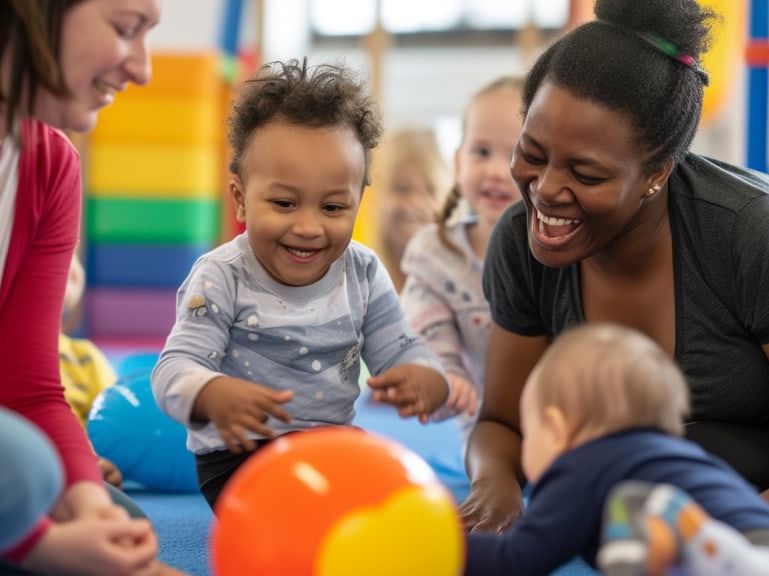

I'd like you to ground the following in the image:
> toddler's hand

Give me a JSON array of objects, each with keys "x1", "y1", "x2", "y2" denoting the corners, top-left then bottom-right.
[
  {"x1": 192, "y1": 376, "x2": 293, "y2": 453},
  {"x1": 367, "y1": 365, "x2": 448, "y2": 423},
  {"x1": 431, "y1": 374, "x2": 478, "y2": 422},
  {"x1": 98, "y1": 457, "x2": 123, "y2": 489}
]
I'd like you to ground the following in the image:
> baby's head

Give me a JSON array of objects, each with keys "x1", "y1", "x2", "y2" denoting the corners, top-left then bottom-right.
[
  {"x1": 521, "y1": 324, "x2": 689, "y2": 483},
  {"x1": 227, "y1": 59, "x2": 383, "y2": 287}
]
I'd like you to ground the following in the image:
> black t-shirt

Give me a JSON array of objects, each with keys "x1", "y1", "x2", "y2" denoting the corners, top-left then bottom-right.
[{"x1": 484, "y1": 153, "x2": 769, "y2": 485}]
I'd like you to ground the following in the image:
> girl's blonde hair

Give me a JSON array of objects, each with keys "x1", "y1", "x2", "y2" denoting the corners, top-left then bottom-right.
[
  {"x1": 437, "y1": 76, "x2": 523, "y2": 254},
  {"x1": 530, "y1": 324, "x2": 690, "y2": 439},
  {"x1": 376, "y1": 126, "x2": 451, "y2": 204}
]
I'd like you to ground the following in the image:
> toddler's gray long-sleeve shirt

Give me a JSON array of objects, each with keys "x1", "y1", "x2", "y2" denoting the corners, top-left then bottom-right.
[{"x1": 152, "y1": 233, "x2": 443, "y2": 454}]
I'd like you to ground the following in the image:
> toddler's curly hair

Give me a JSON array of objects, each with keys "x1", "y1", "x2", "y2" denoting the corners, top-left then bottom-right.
[{"x1": 228, "y1": 58, "x2": 383, "y2": 187}]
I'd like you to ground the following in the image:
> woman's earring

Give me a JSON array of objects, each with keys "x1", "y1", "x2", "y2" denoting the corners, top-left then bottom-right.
[{"x1": 646, "y1": 184, "x2": 661, "y2": 198}]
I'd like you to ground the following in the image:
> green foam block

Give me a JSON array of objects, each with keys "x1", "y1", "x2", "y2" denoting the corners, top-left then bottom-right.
[{"x1": 87, "y1": 196, "x2": 221, "y2": 244}]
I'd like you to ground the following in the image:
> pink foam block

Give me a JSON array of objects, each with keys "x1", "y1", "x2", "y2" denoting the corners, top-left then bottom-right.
[{"x1": 86, "y1": 288, "x2": 177, "y2": 339}]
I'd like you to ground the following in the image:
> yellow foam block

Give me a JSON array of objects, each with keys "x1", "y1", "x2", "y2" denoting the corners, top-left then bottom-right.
[
  {"x1": 91, "y1": 96, "x2": 222, "y2": 146},
  {"x1": 122, "y1": 52, "x2": 220, "y2": 98},
  {"x1": 352, "y1": 185, "x2": 377, "y2": 248},
  {"x1": 700, "y1": 0, "x2": 745, "y2": 125},
  {"x1": 88, "y1": 143, "x2": 221, "y2": 197}
]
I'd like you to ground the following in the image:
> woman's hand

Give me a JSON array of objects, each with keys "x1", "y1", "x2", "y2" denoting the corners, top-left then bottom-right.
[
  {"x1": 51, "y1": 481, "x2": 116, "y2": 522},
  {"x1": 459, "y1": 476, "x2": 524, "y2": 533},
  {"x1": 22, "y1": 516, "x2": 158, "y2": 576},
  {"x1": 461, "y1": 327, "x2": 548, "y2": 532},
  {"x1": 98, "y1": 457, "x2": 124, "y2": 489}
]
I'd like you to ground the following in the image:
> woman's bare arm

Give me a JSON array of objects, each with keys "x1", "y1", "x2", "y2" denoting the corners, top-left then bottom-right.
[{"x1": 460, "y1": 322, "x2": 549, "y2": 532}]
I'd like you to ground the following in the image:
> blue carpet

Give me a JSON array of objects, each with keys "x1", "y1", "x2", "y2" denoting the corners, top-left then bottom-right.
[
  {"x1": 353, "y1": 395, "x2": 596, "y2": 576},
  {"x1": 129, "y1": 488, "x2": 212, "y2": 576},
  {"x1": 105, "y1": 350, "x2": 594, "y2": 575},
  {"x1": 128, "y1": 394, "x2": 469, "y2": 575},
  {"x1": 353, "y1": 394, "x2": 471, "y2": 504},
  {"x1": 126, "y1": 392, "x2": 595, "y2": 575}
]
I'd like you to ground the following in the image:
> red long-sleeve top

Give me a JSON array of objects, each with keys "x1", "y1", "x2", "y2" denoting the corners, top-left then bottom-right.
[{"x1": 0, "y1": 119, "x2": 102, "y2": 560}]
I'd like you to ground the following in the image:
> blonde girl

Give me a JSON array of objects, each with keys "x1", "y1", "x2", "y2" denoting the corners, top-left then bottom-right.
[{"x1": 400, "y1": 77, "x2": 522, "y2": 444}]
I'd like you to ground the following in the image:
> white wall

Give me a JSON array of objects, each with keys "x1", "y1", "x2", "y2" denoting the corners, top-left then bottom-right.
[
  {"x1": 150, "y1": 0, "x2": 221, "y2": 50},
  {"x1": 149, "y1": 0, "x2": 746, "y2": 165},
  {"x1": 691, "y1": 64, "x2": 746, "y2": 165}
]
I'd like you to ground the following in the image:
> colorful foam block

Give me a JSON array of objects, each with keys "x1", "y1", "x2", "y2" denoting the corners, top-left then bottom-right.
[
  {"x1": 86, "y1": 197, "x2": 221, "y2": 244},
  {"x1": 86, "y1": 243, "x2": 209, "y2": 288},
  {"x1": 86, "y1": 288, "x2": 178, "y2": 339},
  {"x1": 91, "y1": 96, "x2": 222, "y2": 146},
  {"x1": 121, "y1": 53, "x2": 220, "y2": 99},
  {"x1": 87, "y1": 143, "x2": 221, "y2": 196}
]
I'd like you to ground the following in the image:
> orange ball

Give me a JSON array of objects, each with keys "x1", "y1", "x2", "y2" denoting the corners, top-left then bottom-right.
[{"x1": 211, "y1": 427, "x2": 464, "y2": 576}]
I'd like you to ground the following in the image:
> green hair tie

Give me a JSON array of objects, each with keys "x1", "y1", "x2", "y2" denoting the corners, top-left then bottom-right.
[{"x1": 597, "y1": 20, "x2": 710, "y2": 86}]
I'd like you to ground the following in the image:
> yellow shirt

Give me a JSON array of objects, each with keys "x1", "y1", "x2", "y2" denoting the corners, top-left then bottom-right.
[{"x1": 59, "y1": 333, "x2": 116, "y2": 427}]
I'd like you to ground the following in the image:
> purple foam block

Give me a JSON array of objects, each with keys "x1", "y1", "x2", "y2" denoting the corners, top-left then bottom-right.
[{"x1": 86, "y1": 288, "x2": 177, "y2": 339}]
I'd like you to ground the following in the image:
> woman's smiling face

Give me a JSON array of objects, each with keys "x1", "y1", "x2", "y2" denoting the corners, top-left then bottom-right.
[
  {"x1": 33, "y1": 0, "x2": 162, "y2": 132},
  {"x1": 512, "y1": 82, "x2": 659, "y2": 269}
]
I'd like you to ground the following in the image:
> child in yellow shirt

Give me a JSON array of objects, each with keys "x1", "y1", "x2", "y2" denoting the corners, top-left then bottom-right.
[{"x1": 60, "y1": 252, "x2": 121, "y2": 487}]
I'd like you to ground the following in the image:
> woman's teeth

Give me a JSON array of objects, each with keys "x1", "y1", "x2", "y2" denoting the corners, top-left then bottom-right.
[
  {"x1": 536, "y1": 208, "x2": 581, "y2": 238},
  {"x1": 94, "y1": 79, "x2": 117, "y2": 97},
  {"x1": 536, "y1": 209, "x2": 580, "y2": 226}
]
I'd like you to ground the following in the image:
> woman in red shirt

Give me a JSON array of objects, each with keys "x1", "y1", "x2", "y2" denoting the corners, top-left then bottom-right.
[{"x1": 0, "y1": 2, "x2": 180, "y2": 575}]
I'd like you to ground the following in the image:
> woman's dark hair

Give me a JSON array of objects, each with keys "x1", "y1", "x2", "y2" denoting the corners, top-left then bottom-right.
[
  {"x1": 228, "y1": 58, "x2": 383, "y2": 188},
  {"x1": 0, "y1": 0, "x2": 81, "y2": 132},
  {"x1": 522, "y1": 0, "x2": 718, "y2": 173}
]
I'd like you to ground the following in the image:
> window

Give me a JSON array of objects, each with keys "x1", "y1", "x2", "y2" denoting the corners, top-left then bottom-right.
[
  {"x1": 381, "y1": 0, "x2": 463, "y2": 33},
  {"x1": 310, "y1": 0, "x2": 569, "y2": 37},
  {"x1": 312, "y1": 0, "x2": 377, "y2": 36}
]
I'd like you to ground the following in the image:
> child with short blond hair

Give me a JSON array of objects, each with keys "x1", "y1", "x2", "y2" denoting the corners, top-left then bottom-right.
[
  {"x1": 375, "y1": 126, "x2": 451, "y2": 293},
  {"x1": 464, "y1": 324, "x2": 769, "y2": 576},
  {"x1": 60, "y1": 252, "x2": 122, "y2": 488}
]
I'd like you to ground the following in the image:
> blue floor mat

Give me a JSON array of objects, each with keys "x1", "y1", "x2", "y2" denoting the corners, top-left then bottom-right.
[
  {"x1": 131, "y1": 394, "x2": 469, "y2": 575},
  {"x1": 129, "y1": 488, "x2": 212, "y2": 576},
  {"x1": 353, "y1": 394, "x2": 471, "y2": 504},
  {"x1": 105, "y1": 349, "x2": 597, "y2": 574},
  {"x1": 129, "y1": 393, "x2": 596, "y2": 575}
]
